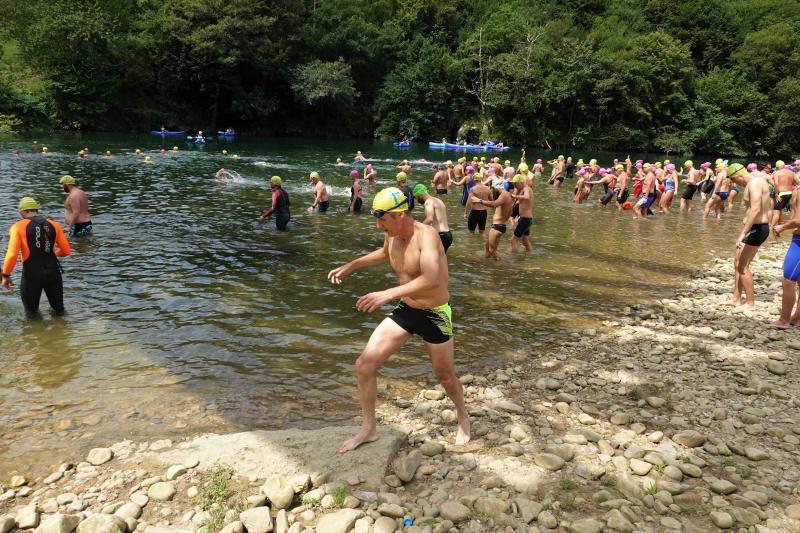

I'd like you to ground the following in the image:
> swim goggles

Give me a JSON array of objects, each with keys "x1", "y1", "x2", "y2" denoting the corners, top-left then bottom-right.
[{"x1": 370, "y1": 197, "x2": 408, "y2": 218}]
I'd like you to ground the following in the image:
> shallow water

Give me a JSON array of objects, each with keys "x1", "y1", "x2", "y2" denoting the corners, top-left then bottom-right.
[{"x1": 0, "y1": 134, "x2": 743, "y2": 475}]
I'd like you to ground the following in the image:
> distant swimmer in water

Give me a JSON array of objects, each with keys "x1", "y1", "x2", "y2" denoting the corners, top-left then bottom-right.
[
  {"x1": 1, "y1": 197, "x2": 71, "y2": 318},
  {"x1": 309, "y1": 171, "x2": 329, "y2": 213},
  {"x1": 349, "y1": 170, "x2": 363, "y2": 212},
  {"x1": 41, "y1": 147, "x2": 49, "y2": 156},
  {"x1": 258, "y1": 176, "x2": 291, "y2": 231},
  {"x1": 328, "y1": 187, "x2": 470, "y2": 452},
  {"x1": 60, "y1": 175, "x2": 92, "y2": 237},
  {"x1": 336, "y1": 157, "x2": 344, "y2": 166},
  {"x1": 105, "y1": 150, "x2": 112, "y2": 158},
  {"x1": 160, "y1": 149, "x2": 167, "y2": 156},
  {"x1": 412, "y1": 184, "x2": 452, "y2": 253},
  {"x1": 172, "y1": 146, "x2": 179, "y2": 153},
  {"x1": 364, "y1": 164, "x2": 376, "y2": 186},
  {"x1": 355, "y1": 150, "x2": 365, "y2": 162},
  {"x1": 396, "y1": 159, "x2": 412, "y2": 176},
  {"x1": 215, "y1": 168, "x2": 233, "y2": 183}
]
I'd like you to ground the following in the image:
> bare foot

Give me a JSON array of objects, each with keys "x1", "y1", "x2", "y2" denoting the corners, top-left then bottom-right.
[
  {"x1": 721, "y1": 300, "x2": 741, "y2": 307},
  {"x1": 455, "y1": 418, "x2": 471, "y2": 446},
  {"x1": 339, "y1": 428, "x2": 379, "y2": 453},
  {"x1": 744, "y1": 303, "x2": 756, "y2": 311},
  {"x1": 768, "y1": 321, "x2": 790, "y2": 330}
]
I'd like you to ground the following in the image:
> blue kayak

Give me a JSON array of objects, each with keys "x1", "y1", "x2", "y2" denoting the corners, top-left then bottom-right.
[
  {"x1": 218, "y1": 131, "x2": 237, "y2": 136},
  {"x1": 429, "y1": 141, "x2": 511, "y2": 151},
  {"x1": 151, "y1": 130, "x2": 185, "y2": 135}
]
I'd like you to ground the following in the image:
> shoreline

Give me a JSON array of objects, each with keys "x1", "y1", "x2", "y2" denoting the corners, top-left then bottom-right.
[{"x1": 1, "y1": 243, "x2": 800, "y2": 532}]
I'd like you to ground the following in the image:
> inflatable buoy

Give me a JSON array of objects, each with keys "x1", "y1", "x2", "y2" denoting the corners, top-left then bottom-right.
[{"x1": 621, "y1": 201, "x2": 633, "y2": 210}]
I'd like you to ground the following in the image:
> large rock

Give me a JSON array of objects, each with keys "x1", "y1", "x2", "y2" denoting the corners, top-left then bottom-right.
[
  {"x1": 710, "y1": 511, "x2": 733, "y2": 529},
  {"x1": 710, "y1": 479, "x2": 737, "y2": 495},
  {"x1": 392, "y1": 450, "x2": 422, "y2": 482},
  {"x1": 147, "y1": 482, "x2": 176, "y2": 502},
  {"x1": 86, "y1": 448, "x2": 114, "y2": 466},
  {"x1": 220, "y1": 522, "x2": 243, "y2": 533},
  {"x1": 534, "y1": 453, "x2": 565, "y2": 471},
  {"x1": 76, "y1": 514, "x2": 127, "y2": 533},
  {"x1": 673, "y1": 431, "x2": 706, "y2": 448},
  {"x1": 0, "y1": 516, "x2": 15, "y2": 533},
  {"x1": 239, "y1": 507, "x2": 273, "y2": 533},
  {"x1": 604, "y1": 509, "x2": 634, "y2": 532},
  {"x1": 16, "y1": 504, "x2": 40, "y2": 529},
  {"x1": 114, "y1": 503, "x2": 142, "y2": 520},
  {"x1": 513, "y1": 498, "x2": 542, "y2": 524},
  {"x1": 315, "y1": 509, "x2": 364, "y2": 533},
  {"x1": 474, "y1": 497, "x2": 508, "y2": 517},
  {"x1": 569, "y1": 518, "x2": 605, "y2": 533},
  {"x1": 376, "y1": 503, "x2": 403, "y2": 519},
  {"x1": 150, "y1": 426, "x2": 407, "y2": 488},
  {"x1": 372, "y1": 517, "x2": 396, "y2": 533},
  {"x1": 35, "y1": 514, "x2": 82, "y2": 533},
  {"x1": 261, "y1": 475, "x2": 294, "y2": 510},
  {"x1": 439, "y1": 501, "x2": 471, "y2": 522}
]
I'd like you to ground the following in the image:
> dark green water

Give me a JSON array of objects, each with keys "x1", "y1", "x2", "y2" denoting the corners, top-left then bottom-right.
[{"x1": 0, "y1": 133, "x2": 742, "y2": 475}]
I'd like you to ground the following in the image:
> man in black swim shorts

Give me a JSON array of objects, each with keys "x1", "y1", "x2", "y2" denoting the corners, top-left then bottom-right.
[{"x1": 472, "y1": 179, "x2": 512, "y2": 260}]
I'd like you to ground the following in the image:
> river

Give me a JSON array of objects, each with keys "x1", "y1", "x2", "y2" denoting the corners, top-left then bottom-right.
[{"x1": 0, "y1": 133, "x2": 743, "y2": 476}]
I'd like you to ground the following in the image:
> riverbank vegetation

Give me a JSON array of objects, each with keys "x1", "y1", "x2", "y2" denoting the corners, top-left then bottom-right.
[{"x1": 1, "y1": 0, "x2": 799, "y2": 155}]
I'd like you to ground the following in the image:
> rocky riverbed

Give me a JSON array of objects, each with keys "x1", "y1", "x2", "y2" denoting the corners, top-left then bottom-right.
[{"x1": 1, "y1": 241, "x2": 800, "y2": 533}]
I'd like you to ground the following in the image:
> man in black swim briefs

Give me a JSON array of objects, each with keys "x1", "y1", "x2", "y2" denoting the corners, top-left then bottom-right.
[
  {"x1": 472, "y1": 179, "x2": 512, "y2": 260},
  {"x1": 328, "y1": 187, "x2": 470, "y2": 453}
]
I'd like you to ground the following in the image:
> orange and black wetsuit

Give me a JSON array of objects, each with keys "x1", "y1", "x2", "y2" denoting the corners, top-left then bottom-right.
[{"x1": 2, "y1": 216, "x2": 71, "y2": 317}]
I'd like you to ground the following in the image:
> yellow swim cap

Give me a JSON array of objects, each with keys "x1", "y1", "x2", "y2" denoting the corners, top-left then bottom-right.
[
  {"x1": 615, "y1": 164, "x2": 624, "y2": 171},
  {"x1": 135, "y1": 149, "x2": 141, "y2": 154},
  {"x1": 270, "y1": 176, "x2": 282, "y2": 186},
  {"x1": 776, "y1": 160, "x2": 786, "y2": 169},
  {"x1": 233, "y1": 154, "x2": 239, "y2": 159},
  {"x1": 402, "y1": 160, "x2": 408, "y2": 165},
  {"x1": 446, "y1": 160, "x2": 453, "y2": 167},
  {"x1": 42, "y1": 147, "x2": 48, "y2": 152},
  {"x1": 684, "y1": 160, "x2": 693, "y2": 168},
  {"x1": 567, "y1": 156, "x2": 573, "y2": 163},
  {"x1": 59, "y1": 175, "x2": 76, "y2": 185},
  {"x1": 458, "y1": 157, "x2": 466, "y2": 163},
  {"x1": 558, "y1": 155, "x2": 564, "y2": 161},
  {"x1": 357, "y1": 151, "x2": 362, "y2": 154},
  {"x1": 336, "y1": 157, "x2": 342, "y2": 162},
  {"x1": 372, "y1": 187, "x2": 408, "y2": 213},
  {"x1": 144, "y1": 156, "x2": 152, "y2": 162},
  {"x1": 655, "y1": 162, "x2": 662, "y2": 168},
  {"x1": 396, "y1": 171, "x2": 407, "y2": 182},
  {"x1": 664, "y1": 159, "x2": 671, "y2": 165},
  {"x1": 577, "y1": 159, "x2": 584, "y2": 165},
  {"x1": 512, "y1": 174, "x2": 524, "y2": 183},
  {"x1": 493, "y1": 157, "x2": 500, "y2": 163},
  {"x1": 18, "y1": 197, "x2": 40, "y2": 211},
  {"x1": 727, "y1": 163, "x2": 746, "y2": 178},
  {"x1": 504, "y1": 160, "x2": 511, "y2": 166},
  {"x1": 518, "y1": 163, "x2": 529, "y2": 172},
  {"x1": 172, "y1": 146, "x2": 178, "y2": 151},
  {"x1": 715, "y1": 158, "x2": 723, "y2": 166},
  {"x1": 222, "y1": 150, "x2": 228, "y2": 155},
  {"x1": 105, "y1": 150, "x2": 111, "y2": 156},
  {"x1": 480, "y1": 157, "x2": 486, "y2": 161},
  {"x1": 643, "y1": 163, "x2": 652, "y2": 169},
  {"x1": 309, "y1": 171, "x2": 320, "y2": 180},
  {"x1": 589, "y1": 159, "x2": 597, "y2": 166}
]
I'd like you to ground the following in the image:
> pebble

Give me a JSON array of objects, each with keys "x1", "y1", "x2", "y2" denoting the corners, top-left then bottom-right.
[
  {"x1": 147, "y1": 482, "x2": 176, "y2": 501},
  {"x1": 629, "y1": 458, "x2": 652, "y2": 476},
  {"x1": 261, "y1": 474, "x2": 294, "y2": 510},
  {"x1": 767, "y1": 360, "x2": 786, "y2": 375},
  {"x1": 86, "y1": 448, "x2": 114, "y2": 466},
  {"x1": 165, "y1": 465, "x2": 187, "y2": 480},
  {"x1": 673, "y1": 430, "x2": 706, "y2": 448},
  {"x1": 534, "y1": 453, "x2": 565, "y2": 471},
  {"x1": 239, "y1": 507, "x2": 273, "y2": 533},
  {"x1": 710, "y1": 511, "x2": 734, "y2": 528},
  {"x1": 419, "y1": 442, "x2": 444, "y2": 456},
  {"x1": 438, "y1": 501, "x2": 471, "y2": 522},
  {"x1": 710, "y1": 479, "x2": 737, "y2": 495},
  {"x1": 8, "y1": 476, "x2": 27, "y2": 488},
  {"x1": 745, "y1": 447, "x2": 770, "y2": 461}
]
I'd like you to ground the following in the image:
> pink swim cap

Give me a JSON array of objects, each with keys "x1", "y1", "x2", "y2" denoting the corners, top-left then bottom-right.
[
  {"x1": 701, "y1": 162, "x2": 711, "y2": 168},
  {"x1": 613, "y1": 159, "x2": 619, "y2": 164},
  {"x1": 431, "y1": 163, "x2": 438, "y2": 169},
  {"x1": 665, "y1": 163, "x2": 675, "y2": 171},
  {"x1": 350, "y1": 170, "x2": 358, "y2": 178},
  {"x1": 635, "y1": 162, "x2": 643, "y2": 169},
  {"x1": 536, "y1": 159, "x2": 542, "y2": 163},
  {"x1": 577, "y1": 168, "x2": 587, "y2": 177},
  {"x1": 747, "y1": 163, "x2": 757, "y2": 171},
  {"x1": 488, "y1": 167, "x2": 496, "y2": 174},
  {"x1": 466, "y1": 165, "x2": 474, "y2": 173},
  {"x1": 366, "y1": 164, "x2": 373, "y2": 171},
  {"x1": 598, "y1": 168, "x2": 607, "y2": 176}
]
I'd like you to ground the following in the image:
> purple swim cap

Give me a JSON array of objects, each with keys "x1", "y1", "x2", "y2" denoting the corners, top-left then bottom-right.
[
  {"x1": 747, "y1": 163, "x2": 757, "y2": 171},
  {"x1": 350, "y1": 170, "x2": 358, "y2": 178},
  {"x1": 466, "y1": 165, "x2": 474, "y2": 173}
]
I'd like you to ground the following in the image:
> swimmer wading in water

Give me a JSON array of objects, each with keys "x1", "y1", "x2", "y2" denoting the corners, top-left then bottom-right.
[{"x1": 328, "y1": 187, "x2": 470, "y2": 453}]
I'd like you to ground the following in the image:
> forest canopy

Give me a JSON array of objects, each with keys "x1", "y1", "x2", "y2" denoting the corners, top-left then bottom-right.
[{"x1": 1, "y1": 0, "x2": 799, "y2": 156}]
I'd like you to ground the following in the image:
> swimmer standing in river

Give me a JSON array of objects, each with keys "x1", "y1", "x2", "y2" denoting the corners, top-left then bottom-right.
[
  {"x1": 472, "y1": 180, "x2": 513, "y2": 260},
  {"x1": 412, "y1": 184, "x2": 452, "y2": 253},
  {"x1": 309, "y1": 171, "x2": 329, "y2": 213},
  {"x1": 328, "y1": 187, "x2": 470, "y2": 452},
  {"x1": 60, "y1": 175, "x2": 92, "y2": 237}
]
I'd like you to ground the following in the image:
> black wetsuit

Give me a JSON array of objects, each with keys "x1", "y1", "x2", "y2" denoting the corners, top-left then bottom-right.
[
  {"x1": 565, "y1": 162, "x2": 575, "y2": 180},
  {"x1": 350, "y1": 186, "x2": 363, "y2": 212},
  {"x1": 275, "y1": 188, "x2": 290, "y2": 230},
  {"x1": 399, "y1": 185, "x2": 415, "y2": 211}
]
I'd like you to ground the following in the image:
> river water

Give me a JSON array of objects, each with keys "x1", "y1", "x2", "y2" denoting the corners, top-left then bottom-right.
[{"x1": 0, "y1": 134, "x2": 743, "y2": 476}]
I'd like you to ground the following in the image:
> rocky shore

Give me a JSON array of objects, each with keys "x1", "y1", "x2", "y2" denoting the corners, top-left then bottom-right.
[{"x1": 2, "y1": 241, "x2": 800, "y2": 533}]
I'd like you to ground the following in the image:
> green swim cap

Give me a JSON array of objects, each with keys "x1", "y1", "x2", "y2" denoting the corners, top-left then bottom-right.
[
  {"x1": 372, "y1": 187, "x2": 408, "y2": 213},
  {"x1": 412, "y1": 184, "x2": 428, "y2": 197},
  {"x1": 59, "y1": 175, "x2": 76, "y2": 185},
  {"x1": 270, "y1": 176, "x2": 282, "y2": 186},
  {"x1": 18, "y1": 197, "x2": 40, "y2": 211}
]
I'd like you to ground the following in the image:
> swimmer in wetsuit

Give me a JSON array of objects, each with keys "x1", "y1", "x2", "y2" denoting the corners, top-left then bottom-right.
[
  {"x1": 1, "y1": 197, "x2": 71, "y2": 318},
  {"x1": 395, "y1": 172, "x2": 415, "y2": 211},
  {"x1": 412, "y1": 184, "x2": 452, "y2": 253},
  {"x1": 59, "y1": 175, "x2": 92, "y2": 237},
  {"x1": 258, "y1": 176, "x2": 291, "y2": 230},
  {"x1": 328, "y1": 187, "x2": 470, "y2": 452},
  {"x1": 349, "y1": 170, "x2": 363, "y2": 212}
]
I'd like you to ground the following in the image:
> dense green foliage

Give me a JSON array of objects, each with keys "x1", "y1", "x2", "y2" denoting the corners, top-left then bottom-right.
[{"x1": 2, "y1": 0, "x2": 799, "y2": 155}]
